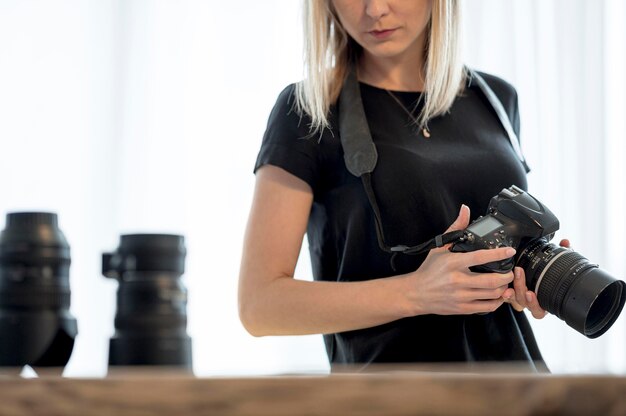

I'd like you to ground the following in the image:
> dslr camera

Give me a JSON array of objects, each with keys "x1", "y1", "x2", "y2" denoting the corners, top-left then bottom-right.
[{"x1": 451, "y1": 185, "x2": 625, "y2": 338}]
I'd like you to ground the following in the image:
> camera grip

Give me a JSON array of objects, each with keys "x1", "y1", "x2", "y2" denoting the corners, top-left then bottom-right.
[{"x1": 469, "y1": 257, "x2": 515, "y2": 274}]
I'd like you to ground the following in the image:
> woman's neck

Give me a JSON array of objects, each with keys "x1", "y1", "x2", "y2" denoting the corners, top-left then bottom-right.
[{"x1": 357, "y1": 43, "x2": 426, "y2": 92}]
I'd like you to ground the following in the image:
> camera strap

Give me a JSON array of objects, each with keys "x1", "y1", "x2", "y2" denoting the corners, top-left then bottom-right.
[
  {"x1": 470, "y1": 72, "x2": 530, "y2": 172},
  {"x1": 337, "y1": 65, "x2": 527, "y2": 264}
]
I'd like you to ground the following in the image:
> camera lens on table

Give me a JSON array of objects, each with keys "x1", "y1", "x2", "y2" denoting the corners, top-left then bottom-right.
[
  {"x1": 0, "y1": 212, "x2": 77, "y2": 369},
  {"x1": 103, "y1": 234, "x2": 192, "y2": 369}
]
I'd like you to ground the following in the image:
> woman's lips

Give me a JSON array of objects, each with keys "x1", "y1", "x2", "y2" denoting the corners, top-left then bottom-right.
[{"x1": 369, "y1": 28, "x2": 397, "y2": 40}]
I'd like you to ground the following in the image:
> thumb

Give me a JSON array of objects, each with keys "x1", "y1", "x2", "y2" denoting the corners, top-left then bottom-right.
[{"x1": 445, "y1": 204, "x2": 470, "y2": 233}]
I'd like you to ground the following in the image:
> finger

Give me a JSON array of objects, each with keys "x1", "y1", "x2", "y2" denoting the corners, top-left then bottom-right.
[
  {"x1": 461, "y1": 271, "x2": 514, "y2": 290},
  {"x1": 445, "y1": 204, "x2": 470, "y2": 233},
  {"x1": 466, "y1": 298, "x2": 505, "y2": 314},
  {"x1": 466, "y1": 285, "x2": 509, "y2": 300},
  {"x1": 502, "y1": 287, "x2": 515, "y2": 300},
  {"x1": 513, "y1": 267, "x2": 528, "y2": 308},
  {"x1": 455, "y1": 247, "x2": 516, "y2": 269},
  {"x1": 525, "y1": 291, "x2": 547, "y2": 319},
  {"x1": 503, "y1": 288, "x2": 525, "y2": 312}
]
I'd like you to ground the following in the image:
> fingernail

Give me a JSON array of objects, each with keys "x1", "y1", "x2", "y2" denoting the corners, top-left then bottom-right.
[
  {"x1": 459, "y1": 204, "x2": 468, "y2": 215},
  {"x1": 506, "y1": 248, "x2": 516, "y2": 257},
  {"x1": 525, "y1": 292, "x2": 533, "y2": 303}
]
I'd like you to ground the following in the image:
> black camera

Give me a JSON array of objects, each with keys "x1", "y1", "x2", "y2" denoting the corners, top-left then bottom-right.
[
  {"x1": 103, "y1": 234, "x2": 192, "y2": 370},
  {"x1": 451, "y1": 185, "x2": 626, "y2": 338},
  {"x1": 0, "y1": 212, "x2": 77, "y2": 370}
]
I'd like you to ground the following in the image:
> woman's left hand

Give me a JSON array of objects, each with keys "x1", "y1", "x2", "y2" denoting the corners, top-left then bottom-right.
[{"x1": 502, "y1": 239, "x2": 571, "y2": 319}]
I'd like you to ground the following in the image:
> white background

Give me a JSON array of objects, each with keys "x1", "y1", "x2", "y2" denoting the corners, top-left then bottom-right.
[{"x1": 0, "y1": 0, "x2": 624, "y2": 376}]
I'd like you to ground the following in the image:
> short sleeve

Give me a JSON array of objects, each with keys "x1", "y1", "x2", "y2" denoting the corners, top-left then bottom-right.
[{"x1": 254, "y1": 84, "x2": 321, "y2": 190}]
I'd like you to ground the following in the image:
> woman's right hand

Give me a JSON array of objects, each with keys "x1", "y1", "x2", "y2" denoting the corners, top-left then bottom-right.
[{"x1": 402, "y1": 204, "x2": 516, "y2": 316}]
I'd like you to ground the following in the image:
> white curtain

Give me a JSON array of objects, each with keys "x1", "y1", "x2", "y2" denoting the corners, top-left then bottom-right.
[
  {"x1": 0, "y1": 0, "x2": 623, "y2": 376},
  {"x1": 463, "y1": 0, "x2": 626, "y2": 373}
]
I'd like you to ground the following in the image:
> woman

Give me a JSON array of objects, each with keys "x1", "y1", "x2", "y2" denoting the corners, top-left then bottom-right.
[{"x1": 239, "y1": 0, "x2": 555, "y2": 369}]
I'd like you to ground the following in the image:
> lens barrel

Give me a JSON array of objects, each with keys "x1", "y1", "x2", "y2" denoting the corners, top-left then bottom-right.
[
  {"x1": 518, "y1": 240, "x2": 626, "y2": 338},
  {"x1": 0, "y1": 212, "x2": 77, "y2": 367},
  {"x1": 103, "y1": 234, "x2": 192, "y2": 369}
]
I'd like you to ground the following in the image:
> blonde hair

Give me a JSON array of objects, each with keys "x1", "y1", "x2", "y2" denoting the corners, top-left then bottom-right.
[{"x1": 295, "y1": 0, "x2": 465, "y2": 132}]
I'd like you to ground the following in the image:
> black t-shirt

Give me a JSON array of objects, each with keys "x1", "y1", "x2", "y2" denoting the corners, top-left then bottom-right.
[{"x1": 254, "y1": 72, "x2": 546, "y2": 370}]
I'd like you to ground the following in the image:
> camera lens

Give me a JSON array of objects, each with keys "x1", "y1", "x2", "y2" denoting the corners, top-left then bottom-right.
[
  {"x1": 0, "y1": 212, "x2": 77, "y2": 367},
  {"x1": 517, "y1": 239, "x2": 626, "y2": 338},
  {"x1": 103, "y1": 234, "x2": 192, "y2": 369}
]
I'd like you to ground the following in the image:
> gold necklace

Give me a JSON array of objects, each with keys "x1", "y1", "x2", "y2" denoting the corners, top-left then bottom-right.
[{"x1": 385, "y1": 90, "x2": 431, "y2": 138}]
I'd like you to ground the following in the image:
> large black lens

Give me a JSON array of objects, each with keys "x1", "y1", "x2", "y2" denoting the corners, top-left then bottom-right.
[
  {"x1": 518, "y1": 239, "x2": 626, "y2": 338},
  {"x1": 0, "y1": 212, "x2": 77, "y2": 368},
  {"x1": 103, "y1": 234, "x2": 192, "y2": 369}
]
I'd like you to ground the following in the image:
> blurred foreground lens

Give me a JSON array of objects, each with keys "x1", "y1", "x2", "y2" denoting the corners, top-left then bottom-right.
[
  {"x1": 103, "y1": 234, "x2": 192, "y2": 369},
  {"x1": 519, "y1": 240, "x2": 626, "y2": 338},
  {"x1": 0, "y1": 212, "x2": 77, "y2": 368}
]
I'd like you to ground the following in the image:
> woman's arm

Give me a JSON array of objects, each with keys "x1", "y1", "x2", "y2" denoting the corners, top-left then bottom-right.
[{"x1": 238, "y1": 165, "x2": 518, "y2": 337}]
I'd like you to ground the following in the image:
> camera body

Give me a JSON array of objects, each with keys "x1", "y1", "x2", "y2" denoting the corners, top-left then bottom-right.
[
  {"x1": 451, "y1": 185, "x2": 559, "y2": 273},
  {"x1": 451, "y1": 185, "x2": 625, "y2": 339}
]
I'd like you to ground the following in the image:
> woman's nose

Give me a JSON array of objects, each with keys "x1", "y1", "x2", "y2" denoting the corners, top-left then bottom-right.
[{"x1": 364, "y1": 0, "x2": 390, "y2": 20}]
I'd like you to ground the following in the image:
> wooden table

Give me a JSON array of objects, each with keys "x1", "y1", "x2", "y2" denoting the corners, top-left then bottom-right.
[{"x1": 1, "y1": 367, "x2": 625, "y2": 415}]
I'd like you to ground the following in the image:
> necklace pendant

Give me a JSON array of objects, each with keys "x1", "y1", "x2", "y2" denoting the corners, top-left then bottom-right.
[{"x1": 386, "y1": 89, "x2": 431, "y2": 138}]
